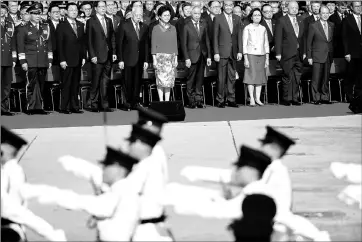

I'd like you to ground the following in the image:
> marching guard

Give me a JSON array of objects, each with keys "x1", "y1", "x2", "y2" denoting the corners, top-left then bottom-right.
[
  {"x1": 1, "y1": 3, "x2": 17, "y2": 116},
  {"x1": 1, "y1": 126, "x2": 66, "y2": 241},
  {"x1": 128, "y1": 108, "x2": 174, "y2": 241},
  {"x1": 16, "y1": 3, "x2": 53, "y2": 115}
]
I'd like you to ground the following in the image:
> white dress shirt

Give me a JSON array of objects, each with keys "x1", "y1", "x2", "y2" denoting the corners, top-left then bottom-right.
[{"x1": 243, "y1": 23, "x2": 270, "y2": 55}]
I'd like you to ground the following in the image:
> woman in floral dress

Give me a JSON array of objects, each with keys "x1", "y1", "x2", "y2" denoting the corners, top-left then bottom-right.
[{"x1": 151, "y1": 5, "x2": 178, "y2": 102}]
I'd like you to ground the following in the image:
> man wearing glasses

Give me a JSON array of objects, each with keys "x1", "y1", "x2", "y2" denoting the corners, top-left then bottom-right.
[{"x1": 261, "y1": 4, "x2": 276, "y2": 59}]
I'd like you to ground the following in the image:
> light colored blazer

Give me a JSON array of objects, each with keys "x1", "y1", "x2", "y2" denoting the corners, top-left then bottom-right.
[{"x1": 243, "y1": 23, "x2": 270, "y2": 55}]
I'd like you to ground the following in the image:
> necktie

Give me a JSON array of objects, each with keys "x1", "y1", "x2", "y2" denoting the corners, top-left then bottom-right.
[
  {"x1": 358, "y1": 16, "x2": 361, "y2": 34},
  {"x1": 228, "y1": 15, "x2": 233, "y2": 33},
  {"x1": 195, "y1": 22, "x2": 200, "y2": 36},
  {"x1": 323, "y1": 22, "x2": 328, "y2": 40},
  {"x1": 101, "y1": 17, "x2": 107, "y2": 36},
  {"x1": 135, "y1": 23, "x2": 140, "y2": 39},
  {"x1": 71, "y1": 21, "x2": 77, "y2": 37},
  {"x1": 293, "y1": 17, "x2": 299, "y2": 36},
  {"x1": 267, "y1": 20, "x2": 273, "y2": 35}
]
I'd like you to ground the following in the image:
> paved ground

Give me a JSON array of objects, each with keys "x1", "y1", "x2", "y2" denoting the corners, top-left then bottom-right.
[
  {"x1": 1, "y1": 103, "x2": 354, "y2": 129},
  {"x1": 11, "y1": 108, "x2": 361, "y2": 241}
]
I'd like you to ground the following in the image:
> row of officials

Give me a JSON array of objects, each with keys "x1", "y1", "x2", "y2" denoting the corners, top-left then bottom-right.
[
  {"x1": 1, "y1": 1, "x2": 362, "y2": 116},
  {"x1": 2, "y1": 106, "x2": 333, "y2": 241}
]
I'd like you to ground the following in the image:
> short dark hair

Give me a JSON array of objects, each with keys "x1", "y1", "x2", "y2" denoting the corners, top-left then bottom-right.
[
  {"x1": 157, "y1": 5, "x2": 171, "y2": 17},
  {"x1": 208, "y1": 1, "x2": 220, "y2": 8},
  {"x1": 48, "y1": 3, "x2": 59, "y2": 13},
  {"x1": 66, "y1": 2, "x2": 78, "y2": 11},
  {"x1": 94, "y1": 1, "x2": 106, "y2": 8},
  {"x1": 248, "y1": 8, "x2": 264, "y2": 24},
  {"x1": 261, "y1": 3, "x2": 272, "y2": 12},
  {"x1": 182, "y1": 2, "x2": 192, "y2": 12}
]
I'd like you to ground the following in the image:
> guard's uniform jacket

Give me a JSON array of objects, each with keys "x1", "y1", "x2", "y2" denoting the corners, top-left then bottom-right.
[
  {"x1": 1, "y1": 19, "x2": 17, "y2": 112},
  {"x1": 16, "y1": 21, "x2": 53, "y2": 110}
]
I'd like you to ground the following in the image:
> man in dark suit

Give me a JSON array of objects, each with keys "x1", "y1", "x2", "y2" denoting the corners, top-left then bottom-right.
[
  {"x1": 273, "y1": 1, "x2": 288, "y2": 20},
  {"x1": 5, "y1": 1, "x2": 20, "y2": 25},
  {"x1": 261, "y1": 3, "x2": 276, "y2": 59},
  {"x1": 303, "y1": 1, "x2": 321, "y2": 44},
  {"x1": 175, "y1": 2, "x2": 192, "y2": 61},
  {"x1": 1, "y1": 3, "x2": 17, "y2": 116},
  {"x1": 329, "y1": 1, "x2": 348, "y2": 57},
  {"x1": 275, "y1": 1, "x2": 306, "y2": 106},
  {"x1": 182, "y1": 6, "x2": 212, "y2": 109},
  {"x1": 116, "y1": 0, "x2": 129, "y2": 21},
  {"x1": 57, "y1": 2, "x2": 86, "y2": 114},
  {"x1": 342, "y1": 1, "x2": 362, "y2": 104},
  {"x1": 86, "y1": 1, "x2": 116, "y2": 112},
  {"x1": 204, "y1": 1, "x2": 221, "y2": 56},
  {"x1": 307, "y1": 5, "x2": 334, "y2": 105},
  {"x1": 117, "y1": 7, "x2": 149, "y2": 111},
  {"x1": 213, "y1": 1, "x2": 243, "y2": 108}
]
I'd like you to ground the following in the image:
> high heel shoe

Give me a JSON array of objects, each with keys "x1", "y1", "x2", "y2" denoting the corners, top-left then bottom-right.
[{"x1": 256, "y1": 101, "x2": 264, "y2": 106}]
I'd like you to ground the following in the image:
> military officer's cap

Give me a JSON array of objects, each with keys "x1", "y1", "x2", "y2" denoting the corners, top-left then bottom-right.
[
  {"x1": 27, "y1": 2, "x2": 43, "y2": 14},
  {"x1": 100, "y1": 146, "x2": 139, "y2": 170},
  {"x1": 137, "y1": 107, "x2": 168, "y2": 130},
  {"x1": 127, "y1": 124, "x2": 162, "y2": 148},
  {"x1": 242, "y1": 194, "x2": 277, "y2": 221},
  {"x1": 233, "y1": 145, "x2": 272, "y2": 174},
  {"x1": 20, "y1": 1, "x2": 32, "y2": 11},
  {"x1": 1, "y1": 3, "x2": 9, "y2": 11},
  {"x1": 1, "y1": 126, "x2": 28, "y2": 151},
  {"x1": 259, "y1": 126, "x2": 296, "y2": 152}
]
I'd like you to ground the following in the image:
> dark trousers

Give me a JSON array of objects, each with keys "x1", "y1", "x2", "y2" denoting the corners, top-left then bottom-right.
[
  {"x1": 345, "y1": 58, "x2": 362, "y2": 102},
  {"x1": 1, "y1": 66, "x2": 13, "y2": 112},
  {"x1": 216, "y1": 57, "x2": 236, "y2": 103},
  {"x1": 124, "y1": 63, "x2": 142, "y2": 105},
  {"x1": 187, "y1": 56, "x2": 205, "y2": 104},
  {"x1": 280, "y1": 54, "x2": 303, "y2": 102},
  {"x1": 60, "y1": 66, "x2": 81, "y2": 110},
  {"x1": 26, "y1": 67, "x2": 47, "y2": 110},
  {"x1": 88, "y1": 60, "x2": 111, "y2": 109},
  {"x1": 311, "y1": 58, "x2": 331, "y2": 102}
]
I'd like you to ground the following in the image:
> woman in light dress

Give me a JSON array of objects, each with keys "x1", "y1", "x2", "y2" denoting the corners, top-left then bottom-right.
[{"x1": 243, "y1": 8, "x2": 269, "y2": 106}]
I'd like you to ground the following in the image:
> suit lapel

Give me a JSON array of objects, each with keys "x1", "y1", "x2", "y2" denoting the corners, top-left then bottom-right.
[
  {"x1": 189, "y1": 21, "x2": 200, "y2": 39},
  {"x1": 285, "y1": 16, "x2": 297, "y2": 39},
  {"x1": 328, "y1": 22, "x2": 333, "y2": 42},
  {"x1": 348, "y1": 15, "x2": 361, "y2": 35},
  {"x1": 232, "y1": 15, "x2": 237, "y2": 35},
  {"x1": 317, "y1": 21, "x2": 328, "y2": 41},
  {"x1": 221, "y1": 14, "x2": 231, "y2": 34},
  {"x1": 95, "y1": 16, "x2": 106, "y2": 37},
  {"x1": 66, "y1": 20, "x2": 78, "y2": 38}
]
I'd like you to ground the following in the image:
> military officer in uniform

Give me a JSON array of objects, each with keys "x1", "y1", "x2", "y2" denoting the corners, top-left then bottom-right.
[
  {"x1": 1, "y1": 126, "x2": 66, "y2": 241},
  {"x1": 1, "y1": 3, "x2": 17, "y2": 116},
  {"x1": 16, "y1": 3, "x2": 53, "y2": 115}
]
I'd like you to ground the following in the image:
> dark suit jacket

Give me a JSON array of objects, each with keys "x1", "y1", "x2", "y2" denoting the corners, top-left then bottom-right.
[
  {"x1": 342, "y1": 14, "x2": 362, "y2": 58},
  {"x1": 56, "y1": 20, "x2": 86, "y2": 67},
  {"x1": 328, "y1": 11, "x2": 344, "y2": 57},
  {"x1": 275, "y1": 15, "x2": 305, "y2": 61},
  {"x1": 213, "y1": 13, "x2": 243, "y2": 59},
  {"x1": 303, "y1": 15, "x2": 318, "y2": 40},
  {"x1": 272, "y1": 11, "x2": 284, "y2": 21},
  {"x1": 86, "y1": 15, "x2": 114, "y2": 64},
  {"x1": 175, "y1": 16, "x2": 191, "y2": 60},
  {"x1": 181, "y1": 19, "x2": 211, "y2": 63},
  {"x1": 260, "y1": 19, "x2": 276, "y2": 50},
  {"x1": 1, "y1": 20, "x2": 16, "y2": 66},
  {"x1": 117, "y1": 20, "x2": 149, "y2": 67},
  {"x1": 116, "y1": 9, "x2": 126, "y2": 21},
  {"x1": 307, "y1": 21, "x2": 334, "y2": 63},
  {"x1": 48, "y1": 20, "x2": 59, "y2": 65}
]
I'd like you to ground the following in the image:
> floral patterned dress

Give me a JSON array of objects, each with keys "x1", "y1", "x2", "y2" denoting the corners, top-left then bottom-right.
[{"x1": 154, "y1": 53, "x2": 177, "y2": 88}]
